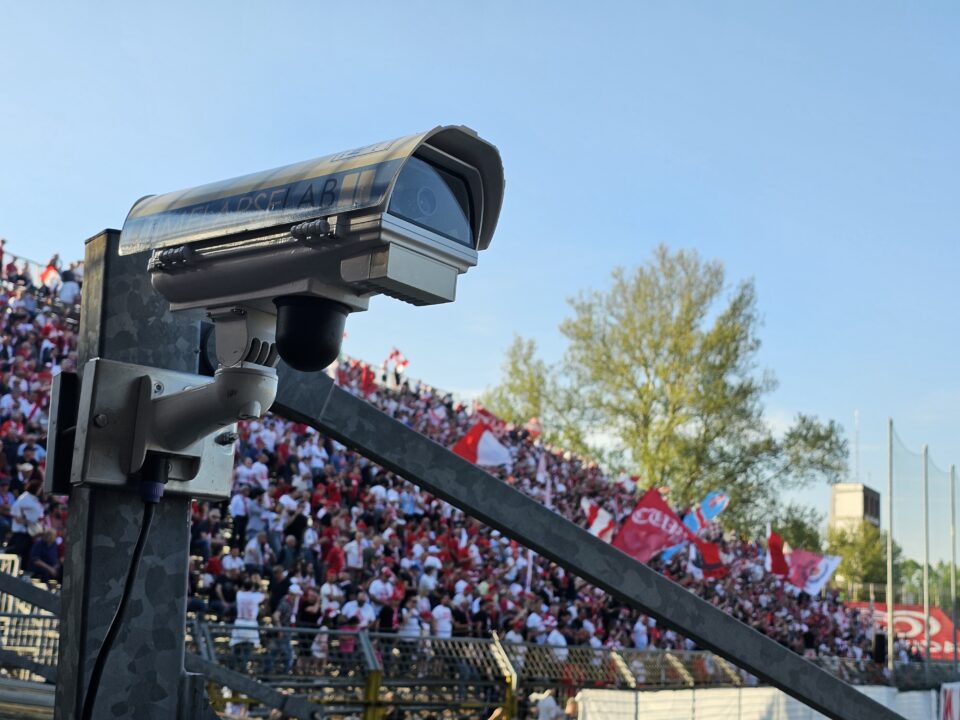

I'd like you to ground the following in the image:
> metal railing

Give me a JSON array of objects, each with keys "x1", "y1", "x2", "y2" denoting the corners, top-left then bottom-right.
[
  {"x1": 0, "y1": 245, "x2": 46, "y2": 291},
  {"x1": 1, "y1": 559, "x2": 960, "y2": 719}
]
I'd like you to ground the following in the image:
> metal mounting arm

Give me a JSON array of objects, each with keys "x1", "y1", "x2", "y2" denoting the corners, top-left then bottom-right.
[
  {"x1": 130, "y1": 363, "x2": 278, "y2": 473},
  {"x1": 272, "y1": 366, "x2": 905, "y2": 720}
]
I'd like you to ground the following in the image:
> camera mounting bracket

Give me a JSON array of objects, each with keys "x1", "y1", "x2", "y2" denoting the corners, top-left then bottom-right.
[{"x1": 68, "y1": 358, "x2": 277, "y2": 499}]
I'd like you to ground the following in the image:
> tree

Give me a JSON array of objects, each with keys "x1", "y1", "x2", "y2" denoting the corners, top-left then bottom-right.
[
  {"x1": 774, "y1": 503, "x2": 824, "y2": 552},
  {"x1": 478, "y1": 336, "x2": 592, "y2": 457},
  {"x1": 483, "y1": 245, "x2": 848, "y2": 535},
  {"x1": 826, "y1": 523, "x2": 892, "y2": 585},
  {"x1": 479, "y1": 336, "x2": 551, "y2": 428}
]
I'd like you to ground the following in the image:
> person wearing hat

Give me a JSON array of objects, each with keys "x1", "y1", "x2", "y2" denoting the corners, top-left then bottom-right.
[{"x1": 504, "y1": 618, "x2": 525, "y2": 645}]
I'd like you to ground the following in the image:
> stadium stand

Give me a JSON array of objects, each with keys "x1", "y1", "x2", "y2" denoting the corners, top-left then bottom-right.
[{"x1": 0, "y1": 242, "x2": 948, "y2": 717}]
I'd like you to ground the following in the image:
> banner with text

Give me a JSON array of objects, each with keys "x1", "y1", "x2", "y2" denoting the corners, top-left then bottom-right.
[
  {"x1": 848, "y1": 601, "x2": 957, "y2": 661},
  {"x1": 613, "y1": 489, "x2": 696, "y2": 564}
]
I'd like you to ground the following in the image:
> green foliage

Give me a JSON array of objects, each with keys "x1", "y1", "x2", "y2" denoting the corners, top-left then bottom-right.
[
  {"x1": 478, "y1": 336, "x2": 592, "y2": 458},
  {"x1": 478, "y1": 336, "x2": 550, "y2": 426},
  {"x1": 826, "y1": 523, "x2": 891, "y2": 584},
  {"x1": 895, "y1": 559, "x2": 956, "y2": 609},
  {"x1": 774, "y1": 503, "x2": 824, "y2": 552},
  {"x1": 482, "y1": 245, "x2": 848, "y2": 536}
]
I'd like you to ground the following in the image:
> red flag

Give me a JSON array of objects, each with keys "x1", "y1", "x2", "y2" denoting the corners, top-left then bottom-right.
[
  {"x1": 766, "y1": 528, "x2": 789, "y2": 577},
  {"x1": 451, "y1": 423, "x2": 512, "y2": 467},
  {"x1": 613, "y1": 489, "x2": 697, "y2": 564},
  {"x1": 386, "y1": 348, "x2": 409, "y2": 372},
  {"x1": 359, "y1": 364, "x2": 377, "y2": 398},
  {"x1": 475, "y1": 407, "x2": 508, "y2": 437},
  {"x1": 696, "y1": 540, "x2": 727, "y2": 579}
]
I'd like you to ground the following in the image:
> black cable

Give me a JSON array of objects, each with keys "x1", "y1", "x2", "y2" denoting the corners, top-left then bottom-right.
[
  {"x1": 80, "y1": 501, "x2": 154, "y2": 720},
  {"x1": 80, "y1": 455, "x2": 168, "y2": 720}
]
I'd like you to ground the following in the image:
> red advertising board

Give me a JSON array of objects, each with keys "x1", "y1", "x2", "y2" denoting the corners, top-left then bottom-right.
[{"x1": 848, "y1": 601, "x2": 956, "y2": 660}]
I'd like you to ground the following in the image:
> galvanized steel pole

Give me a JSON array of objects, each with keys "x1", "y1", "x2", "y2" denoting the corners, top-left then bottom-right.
[
  {"x1": 923, "y1": 444, "x2": 931, "y2": 661},
  {"x1": 886, "y1": 418, "x2": 895, "y2": 672},
  {"x1": 952, "y1": 464, "x2": 958, "y2": 671}
]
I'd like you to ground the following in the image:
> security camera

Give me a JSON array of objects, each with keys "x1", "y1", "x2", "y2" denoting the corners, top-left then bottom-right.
[{"x1": 119, "y1": 125, "x2": 504, "y2": 372}]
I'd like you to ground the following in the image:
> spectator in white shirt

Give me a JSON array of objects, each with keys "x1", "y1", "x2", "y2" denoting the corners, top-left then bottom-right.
[
  {"x1": 229, "y1": 485, "x2": 251, "y2": 549},
  {"x1": 251, "y1": 453, "x2": 270, "y2": 489},
  {"x1": 343, "y1": 532, "x2": 365, "y2": 578},
  {"x1": 234, "y1": 457, "x2": 256, "y2": 487},
  {"x1": 8, "y1": 479, "x2": 44, "y2": 566},
  {"x1": 368, "y1": 567, "x2": 396, "y2": 613},
  {"x1": 432, "y1": 594, "x2": 454, "y2": 638},
  {"x1": 223, "y1": 546, "x2": 245, "y2": 573},
  {"x1": 340, "y1": 591, "x2": 376, "y2": 630},
  {"x1": 230, "y1": 577, "x2": 265, "y2": 669}
]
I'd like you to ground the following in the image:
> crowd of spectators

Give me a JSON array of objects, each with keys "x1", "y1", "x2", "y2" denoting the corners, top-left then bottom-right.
[
  {"x1": 190, "y1": 361, "x2": 883, "y2": 671},
  {"x1": 0, "y1": 246, "x2": 889, "y2": 675},
  {"x1": 0, "y1": 251, "x2": 81, "y2": 586}
]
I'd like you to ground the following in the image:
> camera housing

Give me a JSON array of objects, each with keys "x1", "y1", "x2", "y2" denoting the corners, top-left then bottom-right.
[{"x1": 119, "y1": 126, "x2": 504, "y2": 371}]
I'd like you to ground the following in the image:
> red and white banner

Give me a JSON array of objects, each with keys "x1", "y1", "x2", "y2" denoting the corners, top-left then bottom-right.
[
  {"x1": 580, "y1": 498, "x2": 616, "y2": 542},
  {"x1": 40, "y1": 264, "x2": 60, "y2": 289},
  {"x1": 786, "y1": 548, "x2": 841, "y2": 595},
  {"x1": 386, "y1": 348, "x2": 409, "y2": 372},
  {"x1": 942, "y1": 682, "x2": 960, "y2": 720},
  {"x1": 613, "y1": 488, "x2": 696, "y2": 563},
  {"x1": 848, "y1": 601, "x2": 958, "y2": 661},
  {"x1": 451, "y1": 423, "x2": 512, "y2": 467},
  {"x1": 475, "y1": 407, "x2": 509, "y2": 438}
]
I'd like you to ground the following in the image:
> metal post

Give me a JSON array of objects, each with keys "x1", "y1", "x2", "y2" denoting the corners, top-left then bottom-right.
[
  {"x1": 273, "y1": 370, "x2": 906, "y2": 720},
  {"x1": 55, "y1": 230, "x2": 210, "y2": 719},
  {"x1": 923, "y1": 444, "x2": 931, "y2": 661},
  {"x1": 952, "y1": 465, "x2": 958, "y2": 671},
  {"x1": 886, "y1": 418, "x2": 895, "y2": 673}
]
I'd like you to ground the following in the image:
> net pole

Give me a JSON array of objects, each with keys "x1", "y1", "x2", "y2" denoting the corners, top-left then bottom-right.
[
  {"x1": 923, "y1": 444, "x2": 931, "y2": 661},
  {"x1": 952, "y1": 464, "x2": 958, "y2": 671},
  {"x1": 886, "y1": 418, "x2": 894, "y2": 672}
]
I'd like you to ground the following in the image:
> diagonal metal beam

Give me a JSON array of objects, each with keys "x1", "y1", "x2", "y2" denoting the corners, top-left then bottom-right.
[
  {"x1": 0, "y1": 574, "x2": 62, "y2": 615},
  {"x1": 273, "y1": 367, "x2": 904, "y2": 720},
  {"x1": 183, "y1": 654, "x2": 318, "y2": 719},
  {"x1": 0, "y1": 648, "x2": 57, "y2": 684}
]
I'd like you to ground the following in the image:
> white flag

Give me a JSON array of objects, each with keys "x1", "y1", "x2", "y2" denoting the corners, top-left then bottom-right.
[{"x1": 580, "y1": 498, "x2": 616, "y2": 542}]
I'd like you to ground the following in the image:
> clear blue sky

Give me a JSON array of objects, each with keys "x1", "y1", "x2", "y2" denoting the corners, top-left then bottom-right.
[{"x1": 1, "y1": 3, "x2": 958, "y2": 554}]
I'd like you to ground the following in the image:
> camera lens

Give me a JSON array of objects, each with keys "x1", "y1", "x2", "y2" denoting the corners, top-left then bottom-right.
[
  {"x1": 388, "y1": 156, "x2": 473, "y2": 247},
  {"x1": 416, "y1": 187, "x2": 437, "y2": 217}
]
